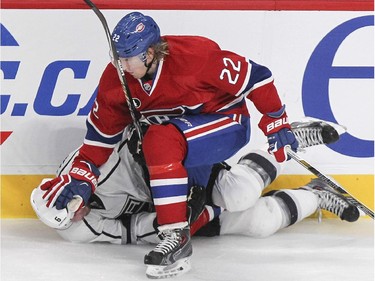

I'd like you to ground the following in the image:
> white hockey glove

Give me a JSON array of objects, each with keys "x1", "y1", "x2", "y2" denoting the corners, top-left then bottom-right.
[{"x1": 30, "y1": 179, "x2": 83, "y2": 229}]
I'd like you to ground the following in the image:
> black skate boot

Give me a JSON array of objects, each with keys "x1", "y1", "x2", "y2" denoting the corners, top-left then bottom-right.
[
  {"x1": 304, "y1": 178, "x2": 360, "y2": 222},
  {"x1": 291, "y1": 118, "x2": 345, "y2": 149},
  {"x1": 144, "y1": 222, "x2": 192, "y2": 279}
]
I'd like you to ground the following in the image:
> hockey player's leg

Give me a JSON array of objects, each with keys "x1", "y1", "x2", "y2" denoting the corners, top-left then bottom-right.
[
  {"x1": 219, "y1": 178, "x2": 359, "y2": 238},
  {"x1": 142, "y1": 114, "x2": 250, "y2": 278},
  {"x1": 266, "y1": 178, "x2": 360, "y2": 224},
  {"x1": 302, "y1": 178, "x2": 360, "y2": 222},
  {"x1": 142, "y1": 124, "x2": 192, "y2": 279},
  {"x1": 219, "y1": 188, "x2": 318, "y2": 237},
  {"x1": 212, "y1": 149, "x2": 281, "y2": 212},
  {"x1": 144, "y1": 222, "x2": 192, "y2": 279}
]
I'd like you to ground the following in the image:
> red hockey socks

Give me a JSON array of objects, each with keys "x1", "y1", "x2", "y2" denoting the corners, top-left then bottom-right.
[{"x1": 143, "y1": 124, "x2": 188, "y2": 225}]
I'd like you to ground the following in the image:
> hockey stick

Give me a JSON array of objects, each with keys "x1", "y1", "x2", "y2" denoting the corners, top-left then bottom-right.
[
  {"x1": 286, "y1": 148, "x2": 374, "y2": 219},
  {"x1": 84, "y1": 0, "x2": 143, "y2": 146}
]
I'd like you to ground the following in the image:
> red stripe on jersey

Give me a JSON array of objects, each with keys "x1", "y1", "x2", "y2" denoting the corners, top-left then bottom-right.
[
  {"x1": 184, "y1": 117, "x2": 235, "y2": 140},
  {"x1": 232, "y1": 114, "x2": 242, "y2": 123}
]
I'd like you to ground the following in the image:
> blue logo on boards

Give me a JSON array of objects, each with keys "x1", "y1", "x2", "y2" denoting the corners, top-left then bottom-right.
[
  {"x1": 0, "y1": 23, "x2": 96, "y2": 117},
  {"x1": 302, "y1": 15, "x2": 374, "y2": 157}
]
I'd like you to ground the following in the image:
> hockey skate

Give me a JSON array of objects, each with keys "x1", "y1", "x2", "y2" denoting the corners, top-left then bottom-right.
[
  {"x1": 144, "y1": 223, "x2": 192, "y2": 279},
  {"x1": 304, "y1": 178, "x2": 360, "y2": 222},
  {"x1": 291, "y1": 118, "x2": 346, "y2": 149}
]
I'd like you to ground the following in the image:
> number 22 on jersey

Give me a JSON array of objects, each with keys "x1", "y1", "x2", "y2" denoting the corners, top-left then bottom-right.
[{"x1": 219, "y1": 57, "x2": 241, "y2": 85}]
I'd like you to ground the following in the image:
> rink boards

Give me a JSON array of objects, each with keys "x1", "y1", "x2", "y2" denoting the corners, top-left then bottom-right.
[{"x1": 1, "y1": 1, "x2": 373, "y2": 218}]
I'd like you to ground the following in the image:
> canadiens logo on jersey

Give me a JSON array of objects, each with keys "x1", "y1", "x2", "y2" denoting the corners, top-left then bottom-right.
[
  {"x1": 143, "y1": 82, "x2": 152, "y2": 92},
  {"x1": 141, "y1": 105, "x2": 203, "y2": 124}
]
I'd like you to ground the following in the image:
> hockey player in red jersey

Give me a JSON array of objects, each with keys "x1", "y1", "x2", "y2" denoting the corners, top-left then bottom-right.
[
  {"x1": 39, "y1": 12, "x2": 299, "y2": 278},
  {"x1": 32, "y1": 119, "x2": 359, "y2": 279}
]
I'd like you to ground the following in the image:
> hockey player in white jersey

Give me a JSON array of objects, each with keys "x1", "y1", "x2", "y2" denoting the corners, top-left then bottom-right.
[{"x1": 31, "y1": 119, "x2": 359, "y2": 279}]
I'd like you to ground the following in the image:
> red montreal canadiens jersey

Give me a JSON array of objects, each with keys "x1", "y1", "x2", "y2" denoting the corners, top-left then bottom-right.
[{"x1": 79, "y1": 36, "x2": 282, "y2": 166}]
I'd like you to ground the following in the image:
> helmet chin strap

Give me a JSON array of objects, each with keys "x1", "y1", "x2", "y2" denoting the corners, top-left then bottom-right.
[{"x1": 143, "y1": 57, "x2": 156, "y2": 78}]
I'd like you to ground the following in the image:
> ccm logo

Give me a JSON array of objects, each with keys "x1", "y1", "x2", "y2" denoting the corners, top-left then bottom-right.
[
  {"x1": 71, "y1": 168, "x2": 98, "y2": 186},
  {"x1": 267, "y1": 117, "x2": 288, "y2": 132}
]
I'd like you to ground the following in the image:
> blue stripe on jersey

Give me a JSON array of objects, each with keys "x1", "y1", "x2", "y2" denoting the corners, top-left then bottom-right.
[
  {"x1": 85, "y1": 120, "x2": 123, "y2": 145},
  {"x1": 151, "y1": 182, "x2": 188, "y2": 199},
  {"x1": 239, "y1": 59, "x2": 273, "y2": 96}
]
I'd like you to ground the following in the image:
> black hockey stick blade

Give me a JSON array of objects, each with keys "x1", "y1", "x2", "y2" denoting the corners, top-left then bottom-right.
[{"x1": 287, "y1": 148, "x2": 374, "y2": 219}]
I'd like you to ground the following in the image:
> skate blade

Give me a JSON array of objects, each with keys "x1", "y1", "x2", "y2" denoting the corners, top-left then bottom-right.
[
  {"x1": 146, "y1": 257, "x2": 191, "y2": 279},
  {"x1": 292, "y1": 117, "x2": 347, "y2": 135}
]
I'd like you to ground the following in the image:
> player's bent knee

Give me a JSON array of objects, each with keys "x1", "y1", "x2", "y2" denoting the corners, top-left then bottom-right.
[
  {"x1": 219, "y1": 196, "x2": 284, "y2": 237},
  {"x1": 213, "y1": 149, "x2": 282, "y2": 212},
  {"x1": 243, "y1": 197, "x2": 284, "y2": 238},
  {"x1": 143, "y1": 124, "x2": 187, "y2": 165},
  {"x1": 213, "y1": 165, "x2": 263, "y2": 212},
  {"x1": 238, "y1": 149, "x2": 281, "y2": 187}
]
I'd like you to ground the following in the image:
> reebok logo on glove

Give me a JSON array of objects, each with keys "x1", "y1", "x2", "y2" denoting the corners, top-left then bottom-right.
[
  {"x1": 70, "y1": 167, "x2": 98, "y2": 187},
  {"x1": 266, "y1": 117, "x2": 288, "y2": 133}
]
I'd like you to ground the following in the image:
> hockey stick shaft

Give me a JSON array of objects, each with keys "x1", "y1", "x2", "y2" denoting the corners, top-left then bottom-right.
[
  {"x1": 84, "y1": 0, "x2": 143, "y2": 143},
  {"x1": 286, "y1": 148, "x2": 374, "y2": 219}
]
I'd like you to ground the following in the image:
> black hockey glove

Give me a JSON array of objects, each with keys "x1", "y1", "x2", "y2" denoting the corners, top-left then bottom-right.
[
  {"x1": 152, "y1": 184, "x2": 207, "y2": 240},
  {"x1": 127, "y1": 122, "x2": 149, "y2": 166},
  {"x1": 187, "y1": 185, "x2": 206, "y2": 224}
]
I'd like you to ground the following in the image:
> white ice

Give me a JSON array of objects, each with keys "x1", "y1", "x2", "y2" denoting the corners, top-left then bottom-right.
[{"x1": 1, "y1": 218, "x2": 374, "y2": 281}]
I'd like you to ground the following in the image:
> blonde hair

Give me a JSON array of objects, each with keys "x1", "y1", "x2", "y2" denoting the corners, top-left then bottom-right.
[{"x1": 151, "y1": 39, "x2": 169, "y2": 61}]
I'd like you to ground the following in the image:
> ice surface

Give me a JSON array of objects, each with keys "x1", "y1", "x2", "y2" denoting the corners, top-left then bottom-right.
[{"x1": 1, "y1": 219, "x2": 374, "y2": 281}]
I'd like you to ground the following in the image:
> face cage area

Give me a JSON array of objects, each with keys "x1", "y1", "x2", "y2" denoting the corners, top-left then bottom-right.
[{"x1": 111, "y1": 51, "x2": 147, "y2": 66}]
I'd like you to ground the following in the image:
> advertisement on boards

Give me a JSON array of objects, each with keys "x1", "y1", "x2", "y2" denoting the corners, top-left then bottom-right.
[{"x1": 1, "y1": 8, "x2": 373, "y2": 216}]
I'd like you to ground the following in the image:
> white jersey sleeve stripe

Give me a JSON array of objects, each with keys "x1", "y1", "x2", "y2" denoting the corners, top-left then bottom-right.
[
  {"x1": 153, "y1": 195, "x2": 187, "y2": 206},
  {"x1": 235, "y1": 59, "x2": 252, "y2": 97},
  {"x1": 83, "y1": 139, "x2": 116, "y2": 148}
]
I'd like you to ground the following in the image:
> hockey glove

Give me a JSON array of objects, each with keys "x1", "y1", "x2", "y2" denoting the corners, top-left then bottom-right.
[
  {"x1": 258, "y1": 105, "x2": 298, "y2": 163},
  {"x1": 31, "y1": 179, "x2": 84, "y2": 229},
  {"x1": 127, "y1": 122, "x2": 149, "y2": 166},
  {"x1": 40, "y1": 160, "x2": 100, "y2": 210},
  {"x1": 187, "y1": 185, "x2": 207, "y2": 224}
]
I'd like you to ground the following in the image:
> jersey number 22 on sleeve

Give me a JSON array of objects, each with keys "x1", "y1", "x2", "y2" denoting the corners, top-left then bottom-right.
[{"x1": 219, "y1": 58, "x2": 241, "y2": 85}]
